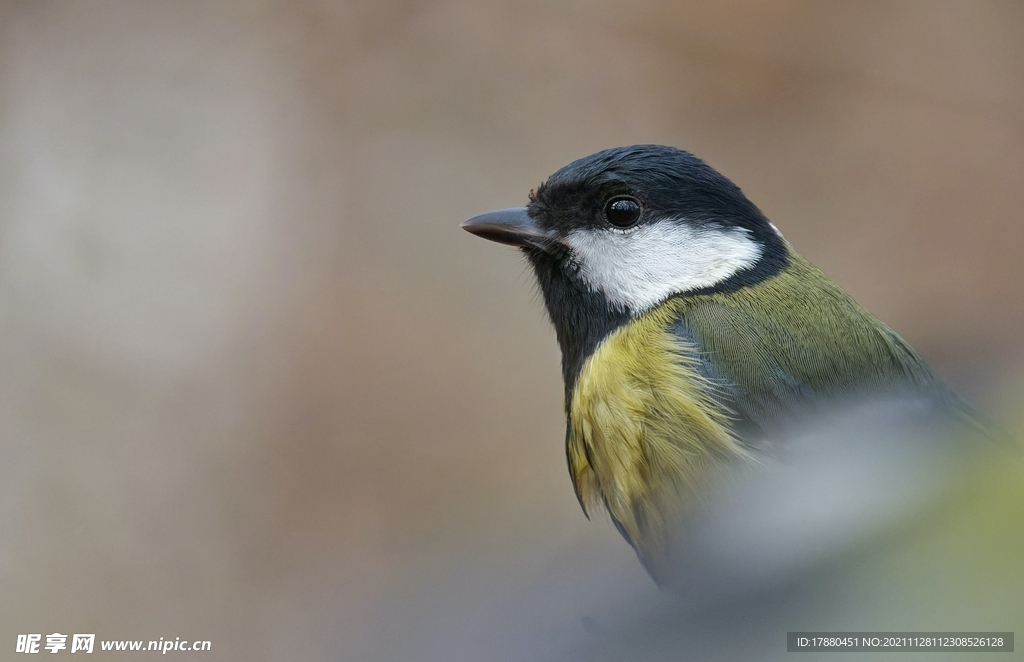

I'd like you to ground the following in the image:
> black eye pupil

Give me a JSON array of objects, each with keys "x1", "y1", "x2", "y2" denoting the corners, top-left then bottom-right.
[{"x1": 605, "y1": 197, "x2": 642, "y2": 228}]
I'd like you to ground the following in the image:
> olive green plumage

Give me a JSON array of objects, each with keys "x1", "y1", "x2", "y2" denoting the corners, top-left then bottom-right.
[
  {"x1": 565, "y1": 251, "x2": 949, "y2": 582},
  {"x1": 669, "y1": 252, "x2": 943, "y2": 433}
]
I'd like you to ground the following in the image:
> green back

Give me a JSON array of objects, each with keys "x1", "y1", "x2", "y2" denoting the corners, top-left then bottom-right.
[{"x1": 664, "y1": 254, "x2": 946, "y2": 434}]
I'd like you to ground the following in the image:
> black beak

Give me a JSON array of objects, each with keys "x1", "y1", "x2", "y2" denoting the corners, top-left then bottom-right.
[{"x1": 461, "y1": 207, "x2": 555, "y2": 250}]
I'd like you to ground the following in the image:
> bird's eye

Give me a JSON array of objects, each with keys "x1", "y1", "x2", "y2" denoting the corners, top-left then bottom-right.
[{"x1": 604, "y1": 196, "x2": 642, "y2": 228}]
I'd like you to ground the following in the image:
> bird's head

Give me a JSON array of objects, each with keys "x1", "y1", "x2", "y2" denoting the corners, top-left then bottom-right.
[
  {"x1": 464, "y1": 145, "x2": 787, "y2": 314},
  {"x1": 462, "y1": 145, "x2": 788, "y2": 383}
]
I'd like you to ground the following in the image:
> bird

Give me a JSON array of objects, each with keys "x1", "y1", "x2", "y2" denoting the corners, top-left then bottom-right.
[{"x1": 460, "y1": 144, "x2": 982, "y2": 587}]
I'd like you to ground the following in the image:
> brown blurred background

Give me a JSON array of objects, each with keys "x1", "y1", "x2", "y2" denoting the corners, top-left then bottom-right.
[{"x1": 0, "y1": 1, "x2": 1022, "y2": 660}]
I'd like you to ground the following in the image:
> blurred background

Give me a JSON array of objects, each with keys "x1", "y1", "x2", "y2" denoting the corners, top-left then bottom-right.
[{"x1": 0, "y1": 1, "x2": 1022, "y2": 660}]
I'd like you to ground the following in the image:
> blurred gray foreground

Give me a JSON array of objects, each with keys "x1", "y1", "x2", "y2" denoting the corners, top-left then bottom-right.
[{"x1": 368, "y1": 399, "x2": 1023, "y2": 662}]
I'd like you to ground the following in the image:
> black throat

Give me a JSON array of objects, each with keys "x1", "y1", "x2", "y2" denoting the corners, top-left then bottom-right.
[{"x1": 525, "y1": 246, "x2": 630, "y2": 402}]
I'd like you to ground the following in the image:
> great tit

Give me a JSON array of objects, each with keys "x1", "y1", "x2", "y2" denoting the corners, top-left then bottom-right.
[{"x1": 461, "y1": 145, "x2": 975, "y2": 585}]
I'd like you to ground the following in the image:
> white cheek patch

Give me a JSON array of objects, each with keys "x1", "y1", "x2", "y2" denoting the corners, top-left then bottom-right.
[{"x1": 564, "y1": 222, "x2": 762, "y2": 314}]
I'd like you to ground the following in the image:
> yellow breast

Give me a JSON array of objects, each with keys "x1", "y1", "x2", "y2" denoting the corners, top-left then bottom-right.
[{"x1": 567, "y1": 299, "x2": 747, "y2": 578}]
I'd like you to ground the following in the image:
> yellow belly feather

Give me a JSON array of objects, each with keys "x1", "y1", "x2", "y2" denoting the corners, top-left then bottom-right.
[{"x1": 567, "y1": 299, "x2": 748, "y2": 576}]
